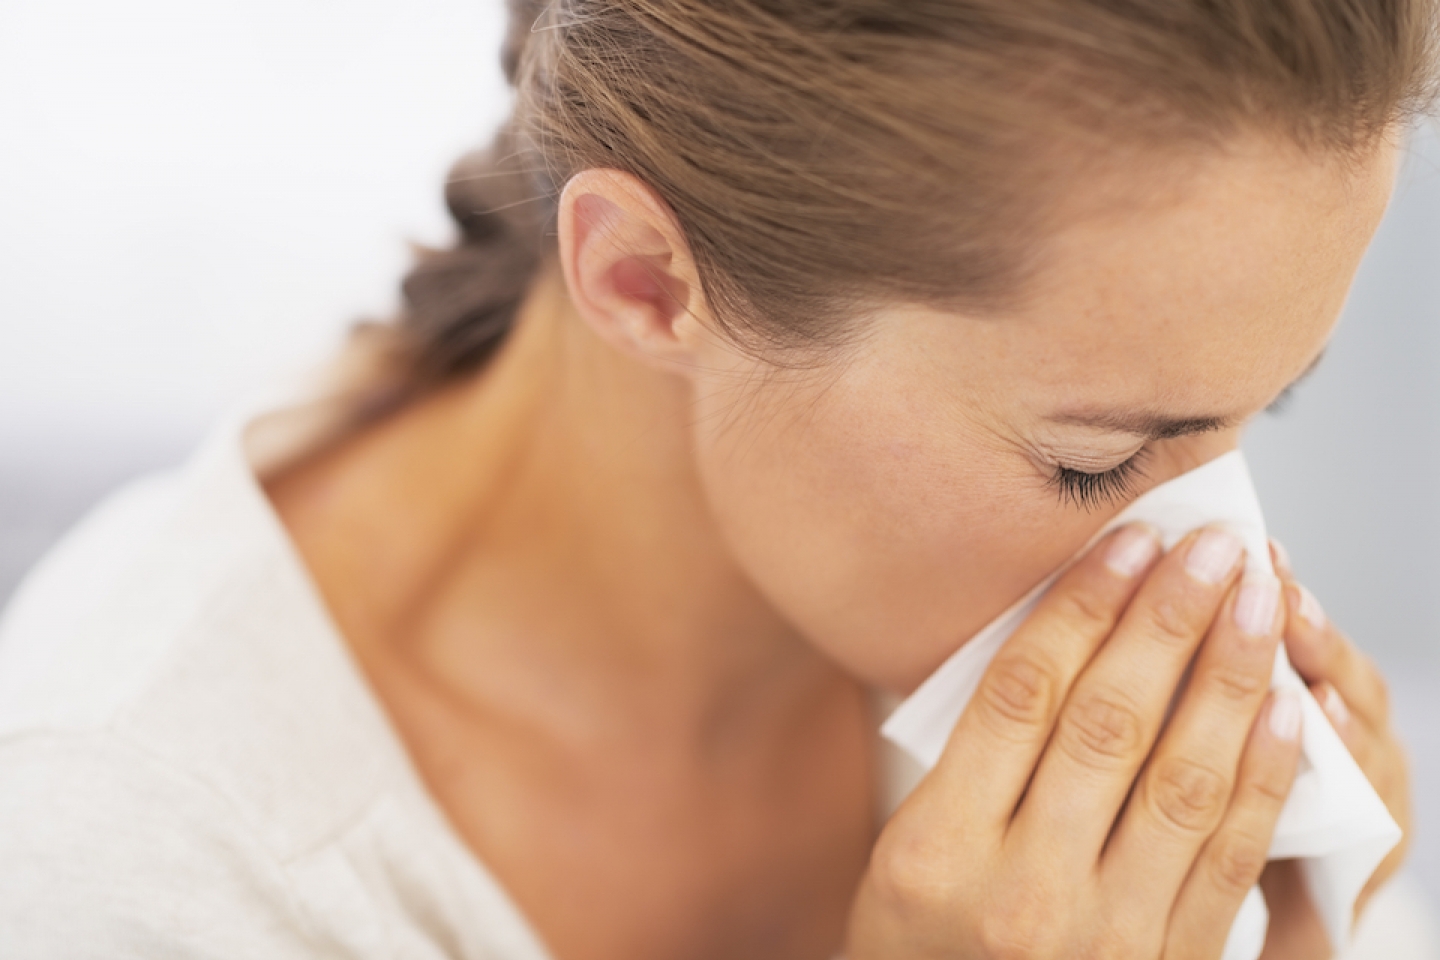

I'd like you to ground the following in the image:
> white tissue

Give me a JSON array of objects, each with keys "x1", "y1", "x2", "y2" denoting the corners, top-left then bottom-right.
[{"x1": 880, "y1": 450, "x2": 1401, "y2": 959}]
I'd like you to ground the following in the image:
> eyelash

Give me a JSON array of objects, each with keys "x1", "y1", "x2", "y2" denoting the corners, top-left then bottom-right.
[{"x1": 1049, "y1": 447, "x2": 1152, "y2": 511}]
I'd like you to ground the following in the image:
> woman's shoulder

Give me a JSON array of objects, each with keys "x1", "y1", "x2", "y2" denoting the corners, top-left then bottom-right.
[
  {"x1": 0, "y1": 416, "x2": 408, "y2": 847},
  {"x1": 0, "y1": 388, "x2": 574, "y2": 958},
  {"x1": 0, "y1": 411, "x2": 549, "y2": 957},
  {"x1": 0, "y1": 470, "x2": 185, "y2": 733},
  {"x1": 0, "y1": 459, "x2": 325, "y2": 953},
  {"x1": 0, "y1": 727, "x2": 321, "y2": 958},
  {"x1": 0, "y1": 412, "x2": 388, "y2": 827},
  {"x1": 0, "y1": 392, "x2": 346, "y2": 738}
]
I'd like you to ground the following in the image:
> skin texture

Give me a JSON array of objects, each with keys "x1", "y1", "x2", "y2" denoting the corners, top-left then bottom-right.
[{"x1": 266, "y1": 130, "x2": 1409, "y2": 960}]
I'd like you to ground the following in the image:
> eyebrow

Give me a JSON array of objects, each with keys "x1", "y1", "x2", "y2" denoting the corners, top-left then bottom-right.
[{"x1": 1046, "y1": 348, "x2": 1328, "y2": 441}]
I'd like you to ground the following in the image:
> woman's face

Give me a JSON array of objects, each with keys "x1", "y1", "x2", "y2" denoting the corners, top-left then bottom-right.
[{"x1": 682, "y1": 134, "x2": 1400, "y2": 694}]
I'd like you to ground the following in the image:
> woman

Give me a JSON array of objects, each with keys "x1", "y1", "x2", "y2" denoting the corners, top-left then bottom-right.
[{"x1": 0, "y1": 0, "x2": 1429, "y2": 957}]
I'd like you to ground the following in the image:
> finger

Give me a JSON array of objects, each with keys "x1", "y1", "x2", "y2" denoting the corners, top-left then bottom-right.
[
  {"x1": 1311, "y1": 680, "x2": 1359, "y2": 748},
  {"x1": 1311, "y1": 681, "x2": 1409, "y2": 840},
  {"x1": 1102, "y1": 571, "x2": 1282, "y2": 915},
  {"x1": 1256, "y1": 859, "x2": 1333, "y2": 959},
  {"x1": 1164, "y1": 689, "x2": 1304, "y2": 960},
  {"x1": 927, "y1": 523, "x2": 1162, "y2": 830},
  {"x1": 1312, "y1": 680, "x2": 1377, "y2": 771},
  {"x1": 1011, "y1": 526, "x2": 1245, "y2": 871},
  {"x1": 1353, "y1": 735, "x2": 1414, "y2": 921},
  {"x1": 1269, "y1": 538, "x2": 1293, "y2": 579},
  {"x1": 1282, "y1": 582, "x2": 1389, "y2": 730}
]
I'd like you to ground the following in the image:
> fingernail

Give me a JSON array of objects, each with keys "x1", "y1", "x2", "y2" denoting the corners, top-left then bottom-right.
[
  {"x1": 1234, "y1": 575, "x2": 1281, "y2": 637},
  {"x1": 1296, "y1": 584, "x2": 1327, "y2": 631},
  {"x1": 1186, "y1": 527, "x2": 1244, "y2": 584},
  {"x1": 1322, "y1": 686, "x2": 1351, "y2": 732},
  {"x1": 1270, "y1": 689, "x2": 1303, "y2": 741},
  {"x1": 1105, "y1": 524, "x2": 1162, "y2": 578},
  {"x1": 1270, "y1": 539, "x2": 1293, "y2": 578}
]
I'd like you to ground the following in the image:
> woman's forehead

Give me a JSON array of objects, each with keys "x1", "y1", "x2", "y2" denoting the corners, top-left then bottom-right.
[{"x1": 1006, "y1": 138, "x2": 1393, "y2": 372}]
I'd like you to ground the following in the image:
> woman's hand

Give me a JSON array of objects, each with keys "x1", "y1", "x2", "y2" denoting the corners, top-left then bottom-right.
[
  {"x1": 1253, "y1": 542, "x2": 1413, "y2": 959},
  {"x1": 847, "y1": 525, "x2": 1305, "y2": 959}
]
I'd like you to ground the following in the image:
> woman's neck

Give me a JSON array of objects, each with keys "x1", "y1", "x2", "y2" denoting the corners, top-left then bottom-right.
[{"x1": 266, "y1": 266, "x2": 839, "y2": 748}]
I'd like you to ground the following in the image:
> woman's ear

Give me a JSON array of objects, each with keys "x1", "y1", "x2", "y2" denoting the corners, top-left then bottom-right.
[{"x1": 557, "y1": 168, "x2": 717, "y2": 372}]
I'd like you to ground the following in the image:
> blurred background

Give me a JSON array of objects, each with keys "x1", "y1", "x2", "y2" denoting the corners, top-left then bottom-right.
[{"x1": 1, "y1": 0, "x2": 1437, "y2": 931}]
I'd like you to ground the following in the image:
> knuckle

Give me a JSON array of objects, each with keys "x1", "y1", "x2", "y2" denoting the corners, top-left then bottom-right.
[
  {"x1": 1209, "y1": 830, "x2": 1269, "y2": 895},
  {"x1": 866, "y1": 828, "x2": 956, "y2": 921},
  {"x1": 1308, "y1": 627, "x2": 1341, "y2": 668},
  {"x1": 1142, "y1": 596, "x2": 1203, "y2": 649},
  {"x1": 977, "y1": 652, "x2": 1059, "y2": 735},
  {"x1": 1360, "y1": 654, "x2": 1392, "y2": 718},
  {"x1": 1090, "y1": 911, "x2": 1154, "y2": 960},
  {"x1": 1051, "y1": 584, "x2": 1119, "y2": 636},
  {"x1": 1058, "y1": 690, "x2": 1147, "y2": 769},
  {"x1": 1204, "y1": 660, "x2": 1270, "y2": 705},
  {"x1": 1239, "y1": 757, "x2": 1295, "y2": 807},
  {"x1": 1145, "y1": 756, "x2": 1231, "y2": 835},
  {"x1": 978, "y1": 893, "x2": 1067, "y2": 960}
]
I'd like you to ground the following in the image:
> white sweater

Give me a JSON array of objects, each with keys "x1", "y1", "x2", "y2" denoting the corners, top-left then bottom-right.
[{"x1": 0, "y1": 400, "x2": 555, "y2": 959}]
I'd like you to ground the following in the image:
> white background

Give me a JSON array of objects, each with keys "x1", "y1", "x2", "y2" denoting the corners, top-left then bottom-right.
[{"x1": 1, "y1": 0, "x2": 1438, "y2": 919}]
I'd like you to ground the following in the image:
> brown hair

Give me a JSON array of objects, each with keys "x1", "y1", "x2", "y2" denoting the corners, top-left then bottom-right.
[{"x1": 377, "y1": 0, "x2": 1436, "y2": 406}]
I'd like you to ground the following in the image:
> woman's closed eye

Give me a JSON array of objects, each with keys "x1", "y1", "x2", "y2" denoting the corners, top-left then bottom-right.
[{"x1": 1049, "y1": 447, "x2": 1151, "y2": 511}]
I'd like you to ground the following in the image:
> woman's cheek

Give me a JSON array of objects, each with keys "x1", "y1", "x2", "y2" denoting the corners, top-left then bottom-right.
[
  {"x1": 689, "y1": 382, "x2": 1101, "y2": 691},
  {"x1": 855, "y1": 477, "x2": 1105, "y2": 691}
]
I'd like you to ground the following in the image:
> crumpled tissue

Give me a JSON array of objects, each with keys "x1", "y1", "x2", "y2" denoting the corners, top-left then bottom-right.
[{"x1": 880, "y1": 450, "x2": 1401, "y2": 960}]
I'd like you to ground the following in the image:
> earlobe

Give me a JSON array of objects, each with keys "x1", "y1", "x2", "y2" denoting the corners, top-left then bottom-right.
[{"x1": 558, "y1": 169, "x2": 709, "y2": 371}]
